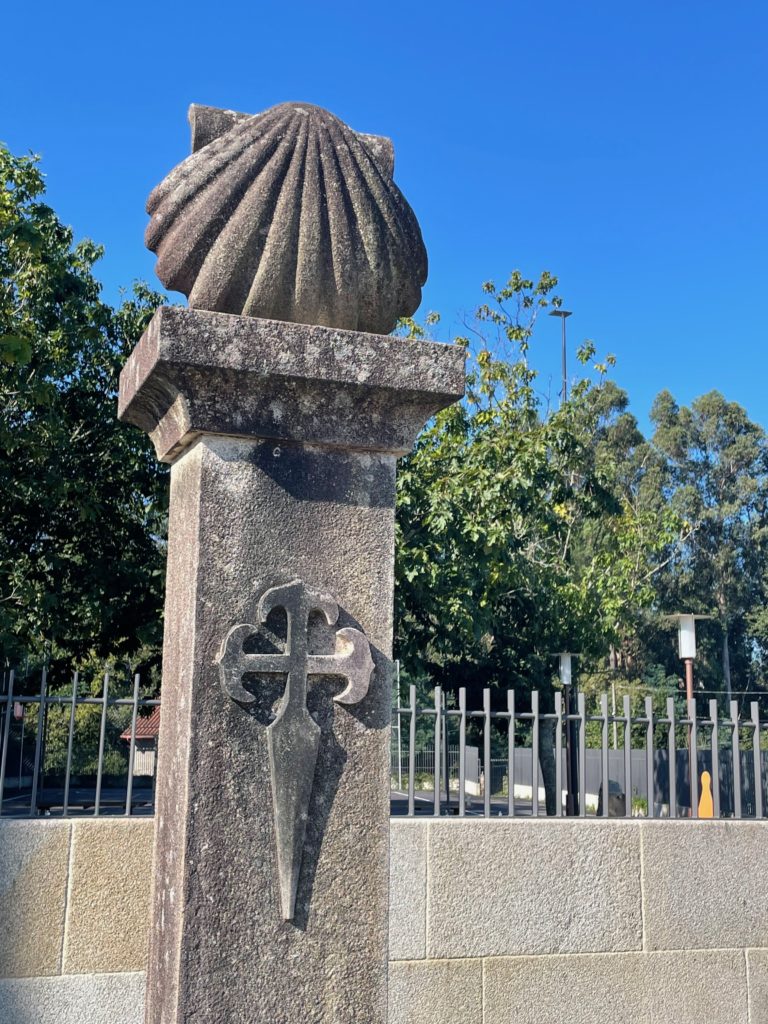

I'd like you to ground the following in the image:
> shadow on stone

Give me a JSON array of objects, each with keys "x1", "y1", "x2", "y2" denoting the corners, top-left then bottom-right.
[{"x1": 247, "y1": 440, "x2": 395, "y2": 509}]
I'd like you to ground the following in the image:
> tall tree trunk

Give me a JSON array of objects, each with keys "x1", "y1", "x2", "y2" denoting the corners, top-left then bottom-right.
[{"x1": 722, "y1": 626, "x2": 732, "y2": 703}]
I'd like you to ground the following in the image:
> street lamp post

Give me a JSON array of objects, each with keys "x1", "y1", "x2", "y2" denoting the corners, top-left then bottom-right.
[
  {"x1": 677, "y1": 615, "x2": 697, "y2": 704},
  {"x1": 549, "y1": 309, "x2": 572, "y2": 405},
  {"x1": 670, "y1": 613, "x2": 712, "y2": 815},
  {"x1": 556, "y1": 652, "x2": 579, "y2": 815}
]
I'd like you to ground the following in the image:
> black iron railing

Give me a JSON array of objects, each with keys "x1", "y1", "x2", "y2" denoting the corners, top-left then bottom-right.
[
  {"x1": 390, "y1": 686, "x2": 768, "y2": 819},
  {"x1": 0, "y1": 669, "x2": 159, "y2": 818}
]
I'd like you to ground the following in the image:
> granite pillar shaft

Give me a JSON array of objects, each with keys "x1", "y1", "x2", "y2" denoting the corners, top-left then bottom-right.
[
  {"x1": 152, "y1": 438, "x2": 394, "y2": 1022},
  {"x1": 118, "y1": 307, "x2": 464, "y2": 1024}
]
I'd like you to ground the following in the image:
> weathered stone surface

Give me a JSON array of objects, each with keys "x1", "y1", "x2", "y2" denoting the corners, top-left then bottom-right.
[
  {"x1": 118, "y1": 306, "x2": 466, "y2": 462},
  {"x1": 122, "y1": 281, "x2": 463, "y2": 1019},
  {"x1": 146, "y1": 102, "x2": 426, "y2": 335},
  {"x1": 0, "y1": 822, "x2": 70, "y2": 978},
  {"x1": 388, "y1": 959, "x2": 482, "y2": 1024},
  {"x1": 63, "y1": 820, "x2": 153, "y2": 973},
  {"x1": 642, "y1": 821, "x2": 768, "y2": 951},
  {"x1": 0, "y1": 972, "x2": 145, "y2": 1024},
  {"x1": 484, "y1": 950, "x2": 749, "y2": 1024},
  {"x1": 747, "y1": 949, "x2": 768, "y2": 1023},
  {"x1": 147, "y1": 433, "x2": 398, "y2": 1023},
  {"x1": 426, "y1": 820, "x2": 642, "y2": 958},
  {"x1": 389, "y1": 822, "x2": 427, "y2": 960},
  {"x1": 188, "y1": 104, "x2": 395, "y2": 178}
]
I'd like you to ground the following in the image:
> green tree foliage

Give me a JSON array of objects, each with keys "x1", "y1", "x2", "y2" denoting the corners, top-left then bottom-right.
[
  {"x1": 649, "y1": 390, "x2": 768, "y2": 699},
  {"x1": 4, "y1": 142, "x2": 768, "y2": 728},
  {"x1": 394, "y1": 272, "x2": 680, "y2": 707},
  {"x1": 0, "y1": 145, "x2": 167, "y2": 669}
]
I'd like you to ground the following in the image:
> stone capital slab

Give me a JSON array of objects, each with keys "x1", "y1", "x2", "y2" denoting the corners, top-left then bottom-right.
[{"x1": 117, "y1": 307, "x2": 465, "y2": 462}]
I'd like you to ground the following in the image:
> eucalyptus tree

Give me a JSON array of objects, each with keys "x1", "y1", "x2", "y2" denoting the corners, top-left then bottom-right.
[{"x1": 650, "y1": 389, "x2": 768, "y2": 699}]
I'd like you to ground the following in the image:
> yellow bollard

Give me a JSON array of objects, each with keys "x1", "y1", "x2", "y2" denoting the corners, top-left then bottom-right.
[{"x1": 698, "y1": 770, "x2": 714, "y2": 818}]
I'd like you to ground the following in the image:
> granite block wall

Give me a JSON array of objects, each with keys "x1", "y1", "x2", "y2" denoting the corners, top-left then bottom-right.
[
  {"x1": 0, "y1": 820, "x2": 151, "y2": 1024},
  {"x1": 388, "y1": 819, "x2": 768, "y2": 1024},
  {"x1": 1, "y1": 817, "x2": 766, "y2": 1023}
]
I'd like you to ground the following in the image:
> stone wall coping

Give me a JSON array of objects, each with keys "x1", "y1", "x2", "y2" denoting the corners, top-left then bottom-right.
[{"x1": 390, "y1": 816, "x2": 768, "y2": 828}]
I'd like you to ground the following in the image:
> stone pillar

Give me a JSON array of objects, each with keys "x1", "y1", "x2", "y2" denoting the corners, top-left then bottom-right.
[{"x1": 118, "y1": 306, "x2": 464, "y2": 1023}]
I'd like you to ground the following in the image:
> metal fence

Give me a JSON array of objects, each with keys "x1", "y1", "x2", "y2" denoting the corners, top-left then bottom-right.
[
  {"x1": 4, "y1": 667, "x2": 766, "y2": 822},
  {"x1": 0, "y1": 669, "x2": 159, "y2": 818},
  {"x1": 390, "y1": 685, "x2": 768, "y2": 819}
]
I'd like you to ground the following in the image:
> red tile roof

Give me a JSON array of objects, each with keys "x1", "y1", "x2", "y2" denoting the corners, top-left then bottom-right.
[{"x1": 120, "y1": 706, "x2": 160, "y2": 741}]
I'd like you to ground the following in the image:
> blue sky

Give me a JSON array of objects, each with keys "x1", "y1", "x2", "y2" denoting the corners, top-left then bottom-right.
[{"x1": 4, "y1": 0, "x2": 767, "y2": 434}]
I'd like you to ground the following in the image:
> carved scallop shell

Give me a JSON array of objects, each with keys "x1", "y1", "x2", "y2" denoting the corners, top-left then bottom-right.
[{"x1": 145, "y1": 102, "x2": 428, "y2": 335}]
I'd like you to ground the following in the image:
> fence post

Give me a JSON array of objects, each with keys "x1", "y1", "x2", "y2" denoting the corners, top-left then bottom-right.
[
  {"x1": 531, "y1": 690, "x2": 540, "y2": 818},
  {"x1": 395, "y1": 661, "x2": 402, "y2": 792},
  {"x1": 63, "y1": 672, "x2": 79, "y2": 816},
  {"x1": 577, "y1": 691, "x2": 586, "y2": 816},
  {"x1": 507, "y1": 689, "x2": 515, "y2": 817},
  {"x1": 408, "y1": 683, "x2": 416, "y2": 816},
  {"x1": 666, "y1": 697, "x2": 676, "y2": 819},
  {"x1": 688, "y1": 698, "x2": 699, "y2": 818},
  {"x1": 751, "y1": 701, "x2": 763, "y2": 818},
  {"x1": 484, "y1": 688, "x2": 492, "y2": 818},
  {"x1": 600, "y1": 693, "x2": 609, "y2": 818},
  {"x1": 125, "y1": 673, "x2": 141, "y2": 816},
  {"x1": 645, "y1": 696, "x2": 655, "y2": 819},
  {"x1": 94, "y1": 672, "x2": 110, "y2": 817},
  {"x1": 441, "y1": 690, "x2": 450, "y2": 811},
  {"x1": 731, "y1": 699, "x2": 742, "y2": 819},
  {"x1": 29, "y1": 667, "x2": 48, "y2": 818},
  {"x1": 554, "y1": 691, "x2": 563, "y2": 818},
  {"x1": 0, "y1": 670, "x2": 14, "y2": 815},
  {"x1": 709, "y1": 699, "x2": 721, "y2": 819},
  {"x1": 623, "y1": 695, "x2": 632, "y2": 818},
  {"x1": 459, "y1": 687, "x2": 466, "y2": 817},
  {"x1": 433, "y1": 685, "x2": 442, "y2": 817}
]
